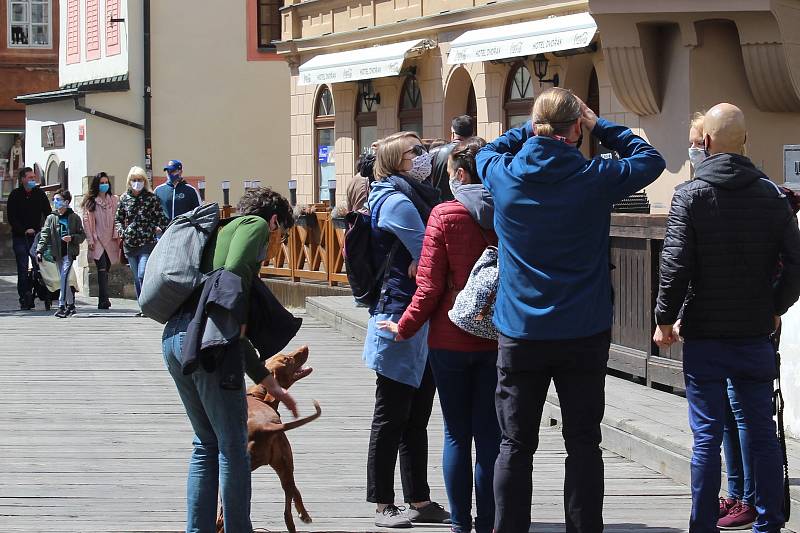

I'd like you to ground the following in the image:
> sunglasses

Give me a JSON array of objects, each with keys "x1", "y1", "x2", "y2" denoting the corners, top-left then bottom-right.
[{"x1": 404, "y1": 144, "x2": 427, "y2": 157}]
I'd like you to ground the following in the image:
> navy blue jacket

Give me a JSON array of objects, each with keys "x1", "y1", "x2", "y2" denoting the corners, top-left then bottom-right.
[
  {"x1": 476, "y1": 118, "x2": 665, "y2": 340},
  {"x1": 154, "y1": 180, "x2": 201, "y2": 221}
]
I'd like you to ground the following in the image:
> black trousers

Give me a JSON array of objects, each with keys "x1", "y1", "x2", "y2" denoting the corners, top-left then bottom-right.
[
  {"x1": 94, "y1": 251, "x2": 111, "y2": 301},
  {"x1": 367, "y1": 362, "x2": 436, "y2": 504},
  {"x1": 494, "y1": 330, "x2": 610, "y2": 533}
]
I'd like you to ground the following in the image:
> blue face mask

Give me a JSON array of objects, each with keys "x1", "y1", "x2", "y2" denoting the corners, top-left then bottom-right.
[
  {"x1": 27, "y1": 180, "x2": 38, "y2": 189},
  {"x1": 168, "y1": 172, "x2": 181, "y2": 183},
  {"x1": 54, "y1": 199, "x2": 65, "y2": 210},
  {"x1": 99, "y1": 183, "x2": 110, "y2": 193}
]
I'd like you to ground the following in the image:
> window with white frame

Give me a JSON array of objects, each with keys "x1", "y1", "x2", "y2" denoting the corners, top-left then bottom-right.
[{"x1": 8, "y1": 0, "x2": 51, "y2": 47}]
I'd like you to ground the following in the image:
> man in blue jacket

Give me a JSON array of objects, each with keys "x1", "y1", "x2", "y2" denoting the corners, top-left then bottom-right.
[
  {"x1": 154, "y1": 159, "x2": 201, "y2": 221},
  {"x1": 476, "y1": 88, "x2": 665, "y2": 533}
]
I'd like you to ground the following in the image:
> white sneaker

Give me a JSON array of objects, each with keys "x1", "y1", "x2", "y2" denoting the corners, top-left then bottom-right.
[{"x1": 375, "y1": 505, "x2": 413, "y2": 528}]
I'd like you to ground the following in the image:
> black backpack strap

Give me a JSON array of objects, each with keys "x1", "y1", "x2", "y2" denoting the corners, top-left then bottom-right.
[{"x1": 772, "y1": 331, "x2": 791, "y2": 521}]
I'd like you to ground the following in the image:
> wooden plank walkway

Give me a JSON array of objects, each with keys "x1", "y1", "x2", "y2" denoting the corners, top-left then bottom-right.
[{"x1": 0, "y1": 276, "x2": 693, "y2": 532}]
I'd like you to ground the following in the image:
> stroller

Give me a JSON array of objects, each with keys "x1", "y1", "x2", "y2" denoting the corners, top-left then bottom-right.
[{"x1": 27, "y1": 233, "x2": 62, "y2": 311}]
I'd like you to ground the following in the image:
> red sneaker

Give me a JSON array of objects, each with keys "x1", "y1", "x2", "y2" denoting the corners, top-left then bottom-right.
[
  {"x1": 719, "y1": 497, "x2": 737, "y2": 518},
  {"x1": 718, "y1": 501, "x2": 756, "y2": 530}
]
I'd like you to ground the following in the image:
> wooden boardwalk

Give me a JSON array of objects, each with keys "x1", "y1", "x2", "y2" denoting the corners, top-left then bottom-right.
[{"x1": 0, "y1": 276, "x2": 692, "y2": 532}]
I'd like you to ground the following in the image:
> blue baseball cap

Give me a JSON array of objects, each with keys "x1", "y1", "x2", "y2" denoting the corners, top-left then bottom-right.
[{"x1": 164, "y1": 160, "x2": 183, "y2": 172}]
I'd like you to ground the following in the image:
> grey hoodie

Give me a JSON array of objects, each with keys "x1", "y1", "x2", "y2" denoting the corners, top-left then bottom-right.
[{"x1": 452, "y1": 182, "x2": 495, "y2": 230}]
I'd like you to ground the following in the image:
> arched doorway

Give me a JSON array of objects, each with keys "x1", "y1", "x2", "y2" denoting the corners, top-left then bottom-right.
[
  {"x1": 46, "y1": 159, "x2": 59, "y2": 185},
  {"x1": 443, "y1": 67, "x2": 477, "y2": 138},
  {"x1": 587, "y1": 68, "x2": 600, "y2": 157}
]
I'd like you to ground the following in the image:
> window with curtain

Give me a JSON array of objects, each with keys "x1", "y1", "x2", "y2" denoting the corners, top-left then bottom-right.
[
  {"x1": 398, "y1": 76, "x2": 423, "y2": 136},
  {"x1": 315, "y1": 87, "x2": 336, "y2": 202},
  {"x1": 504, "y1": 64, "x2": 534, "y2": 130},
  {"x1": 8, "y1": 0, "x2": 51, "y2": 47}
]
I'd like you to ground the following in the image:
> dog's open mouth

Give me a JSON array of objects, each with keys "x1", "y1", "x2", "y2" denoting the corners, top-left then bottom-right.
[{"x1": 293, "y1": 366, "x2": 313, "y2": 381}]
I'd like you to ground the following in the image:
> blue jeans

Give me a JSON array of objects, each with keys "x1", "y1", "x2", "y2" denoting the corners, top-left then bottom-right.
[
  {"x1": 58, "y1": 255, "x2": 75, "y2": 308},
  {"x1": 12, "y1": 235, "x2": 33, "y2": 302},
  {"x1": 162, "y1": 313, "x2": 252, "y2": 533},
  {"x1": 722, "y1": 379, "x2": 754, "y2": 504},
  {"x1": 429, "y1": 349, "x2": 500, "y2": 533},
  {"x1": 126, "y1": 248, "x2": 150, "y2": 297},
  {"x1": 683, "y1": 337, "x2": 783, "y2": 533}
]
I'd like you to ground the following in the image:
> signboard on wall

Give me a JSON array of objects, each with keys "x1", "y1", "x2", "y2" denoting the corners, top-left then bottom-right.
[
  {"x1": 785, "y1": 145, "x2": 800, "y2": 188},
  {"x1": 41, "y1": 124, "x2": 66, "y2": 150}
]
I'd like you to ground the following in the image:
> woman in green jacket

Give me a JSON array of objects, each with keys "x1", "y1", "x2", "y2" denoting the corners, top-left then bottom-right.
[{"x1": 37, "y1": 189, "x2": 86, "y2": 318}]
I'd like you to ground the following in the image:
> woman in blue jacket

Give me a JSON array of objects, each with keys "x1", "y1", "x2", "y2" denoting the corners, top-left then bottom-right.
[{"x1": 363, "y1": 131, "x2": 450, "y2": 528}]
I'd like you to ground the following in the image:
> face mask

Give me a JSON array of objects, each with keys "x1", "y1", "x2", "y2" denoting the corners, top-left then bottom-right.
[
  {"x1": 27, "y1": 180, "x2": 38, "y2": 189},
  {"x1": 688, "y1": 147, "x2": 707, "y2": 169},
  {"x1": 448, "y1": 177, "x2": 463, "y2": 196},
  {"x1": 131, "y1": 181, "x2": 144, "y2": 192},
  {"x1": 406, "y1": 151, "x2": 432, "y2": 183},
  {"x1": 99, "y1": 183, "x2": 110, "y2": 193},
  {"x1": 575, "y1": 133, "x2": 584, "y2": 150},
  {"x1": 168, "y1": 173, "x2": 181, "y2": 184},
  {"x1": 54, "y1": 199, "x2": 66, "y2": 210}
]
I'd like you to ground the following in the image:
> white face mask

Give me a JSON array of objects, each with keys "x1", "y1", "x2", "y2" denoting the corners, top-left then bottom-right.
[
  {"x1": 688, "y1": 147, "x2": 707, "y2": 169},
  {"x1": 130, "y1": 181, "x2": 145, "y2": 192},
  {"x1": 406, "y1": 151, "x2": 432, "y2": 183},
  {"x1": 448, "y1": 177, "x2": 461, "y2": 196}
]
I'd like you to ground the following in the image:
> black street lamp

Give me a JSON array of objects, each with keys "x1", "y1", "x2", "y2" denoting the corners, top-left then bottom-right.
[
  {"x1": 357, "y1": 80, "x2": 381, "y2": 112},
  {"x1": 533, "y1": 54, "x2": 559, "y2": 87}
]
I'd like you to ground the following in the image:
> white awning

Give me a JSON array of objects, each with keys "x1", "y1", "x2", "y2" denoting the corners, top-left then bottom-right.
[
  {"x1": 298, "y1": 39, "x2": 434, "y2": 86},
  {"x1": 447, "y1": 12, "x2": 597, "y2": 65}
]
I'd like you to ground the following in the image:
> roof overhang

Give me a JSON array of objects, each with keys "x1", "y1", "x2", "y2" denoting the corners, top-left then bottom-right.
[
  {"x1": 15, "y1": 75, "x2": 129, "y2": 105},
  {"x1": 447, "y1": 12, "x2": 597, "y2": 65},
  {"x1": 297, "y1": 39, "x2": 435, "y2": 86}
]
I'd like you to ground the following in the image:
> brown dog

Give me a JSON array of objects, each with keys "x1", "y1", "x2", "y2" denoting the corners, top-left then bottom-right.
[{"x1": 217, "y1": 345, "x2": 320, "y2": 533}]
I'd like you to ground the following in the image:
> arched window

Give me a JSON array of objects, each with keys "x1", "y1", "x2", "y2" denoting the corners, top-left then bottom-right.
[
  {"x1": 314, "y1": 86, "x2": 335, "y2": 202},
  {"x1": 504, "y1": 64, "x2": 534, "y2": 130},
  {"x1": 398, "y1": 76, "x2": 423, "y2": 135},
  {"x1": 356, "y1": 92, "x2": 377, "y2": 159}
]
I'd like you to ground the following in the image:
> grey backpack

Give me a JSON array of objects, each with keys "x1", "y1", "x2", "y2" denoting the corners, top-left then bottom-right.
[{"x1": 139, "y1": 203, "x2": 220, "y2": 323}]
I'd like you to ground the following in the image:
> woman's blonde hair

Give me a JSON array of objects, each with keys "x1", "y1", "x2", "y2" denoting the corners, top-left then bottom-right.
[
  {"x1": 689, "y1": 112, "x2": 705, "y2": 135},
  {"x1": 373, "y1": 132, "x2": 422, "y2": 181},
  {"x1": 126, "y1": 166, "x2": 150, "y2": 191},
  {"x1": 532, "y1": 87, "x2": 582, "y2": 137}
]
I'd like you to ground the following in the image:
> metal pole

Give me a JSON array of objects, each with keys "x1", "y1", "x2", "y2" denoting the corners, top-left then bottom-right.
[{"x1": 143, "y1": 0, "x2": 153, "y2": 183}]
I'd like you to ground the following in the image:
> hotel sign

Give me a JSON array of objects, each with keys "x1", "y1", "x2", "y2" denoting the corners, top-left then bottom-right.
[{"x1": 41, "y1": 124, "x2": 65, "y2": 150}]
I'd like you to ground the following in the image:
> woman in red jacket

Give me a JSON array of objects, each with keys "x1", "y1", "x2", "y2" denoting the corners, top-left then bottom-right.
[{"x1": 380, "y1": 138, "x2": 500, "y2": 533}]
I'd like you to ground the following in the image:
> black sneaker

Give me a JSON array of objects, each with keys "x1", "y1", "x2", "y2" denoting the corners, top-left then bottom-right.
[
  {"x1": 375, "y1": 505, "x2": 412, "y2": 528},
  {"x1": 54, "y1": 306, "x2": 68, "y2": 318},
  {"x1": 98, "y1": 299, "x2": 111, "y2": 310},
  {"x1": 407, "y1": 501, "x2": 451, "y2": 524},
  {"x1": 66, "y1": 305, "x2": 76, "y2": 317}
]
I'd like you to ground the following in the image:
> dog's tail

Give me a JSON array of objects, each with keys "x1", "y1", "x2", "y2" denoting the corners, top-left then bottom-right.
[{"x1": 254, "y1": 400, "x2": 322, "y2": 435}]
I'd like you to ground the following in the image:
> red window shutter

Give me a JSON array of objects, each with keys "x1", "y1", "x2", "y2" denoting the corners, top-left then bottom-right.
[
  {"x1": 105, "y1": 0, "x2": 121, "y2": 56},
  {"x1": 66, "y1": 0, "x2": 81, "y2": 64},
  {"x1": 86, "y1": 0, "x2": 100, "y2": 60}
]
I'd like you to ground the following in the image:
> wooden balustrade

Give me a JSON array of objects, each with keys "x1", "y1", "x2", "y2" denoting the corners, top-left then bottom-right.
[
  {"x1": 260, "y1": 210, "x2": 348, "y2": 286},
  {"x1": 259, "y1": 210, "x2": 682, "y2": 389}
]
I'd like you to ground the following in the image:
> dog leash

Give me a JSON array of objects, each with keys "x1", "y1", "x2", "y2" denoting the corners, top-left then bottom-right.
[{"x1": 772, "y1": 331, "x2": 791, "y2": 521}]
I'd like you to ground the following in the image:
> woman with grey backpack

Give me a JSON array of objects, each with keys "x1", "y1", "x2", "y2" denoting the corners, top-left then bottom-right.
[{"x1": 379, "y1": 137, "x2": 500, "y2": 533}]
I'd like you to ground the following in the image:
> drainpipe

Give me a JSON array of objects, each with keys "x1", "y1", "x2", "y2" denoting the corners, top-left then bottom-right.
[{"x1": 143, "y1": 0, "x2": 153, "y2": 182}]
